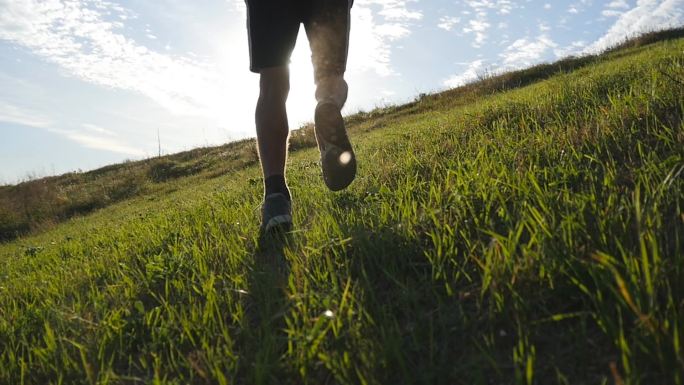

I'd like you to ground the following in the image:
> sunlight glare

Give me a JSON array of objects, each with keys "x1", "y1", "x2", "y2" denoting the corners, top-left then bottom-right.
[
  {"x1": 339, "y1": 151, "x2": 352, "y2": 165},
  {"x1": 287, "y1": 35, "x2": 317, "y2": 127}
]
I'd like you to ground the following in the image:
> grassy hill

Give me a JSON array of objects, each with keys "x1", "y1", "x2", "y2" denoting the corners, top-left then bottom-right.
[{"x1": 1, "y1": 29, "x2": 683, "y2": 384}]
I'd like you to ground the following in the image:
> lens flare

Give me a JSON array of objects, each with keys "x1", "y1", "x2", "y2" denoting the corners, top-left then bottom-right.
[{"x1": 339, "y1": 151, "x2": 352, "y2": 165}]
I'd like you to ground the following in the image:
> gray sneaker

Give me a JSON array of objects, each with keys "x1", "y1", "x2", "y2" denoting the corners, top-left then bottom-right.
[
  {"x1": 315, "y1": 102, "x2": 356, "y2": 191},
  {"x1": 261, "y1": 193, "x2": 292, "y2": 233}
]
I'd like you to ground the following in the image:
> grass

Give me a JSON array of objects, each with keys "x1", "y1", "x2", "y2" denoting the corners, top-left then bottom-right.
[
  {"x1": 0, "y1": 138, "x2": 260, "y2": 242},
  {"x1": 1, "y1": 30, "x2": 684, "y2": 384}
]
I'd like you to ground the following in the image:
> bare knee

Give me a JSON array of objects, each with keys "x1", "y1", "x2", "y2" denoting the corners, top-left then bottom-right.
[{"x1": 256, "y1": 67, "x2": 290, "y2": 140}]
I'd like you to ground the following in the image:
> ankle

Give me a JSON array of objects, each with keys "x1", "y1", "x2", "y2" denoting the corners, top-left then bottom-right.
[{"x1": 264, "y1": 174, "x2": 291, "y2": 201}]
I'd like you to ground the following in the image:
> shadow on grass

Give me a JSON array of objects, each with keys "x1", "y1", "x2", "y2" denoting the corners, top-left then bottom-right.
[
  {"x1": 341, "y1": 225, "x2": 485, "y2": 384},
  {"x1": 242, "y1": 229, "x2": 293, "y2": 385},
  {"x1": 341, "y1": 221, "x2": 609, "y2": 384}
]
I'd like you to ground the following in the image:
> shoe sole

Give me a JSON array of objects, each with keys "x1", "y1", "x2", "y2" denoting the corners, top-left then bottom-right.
[
  {"x1": 262, "y1": 214, "x2": 292, "y2": 234},
  {"x1": 315, "y1": 103, "x2": 356, "y2": 191}
]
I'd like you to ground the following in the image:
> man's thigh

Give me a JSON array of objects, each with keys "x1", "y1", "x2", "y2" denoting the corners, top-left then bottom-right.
[
  {"x1": 246, "y1": 0, "x2": 302, "y2": 73},
  {"x1": 303, "y1": 0, "x2": 353, "y2": 82}
]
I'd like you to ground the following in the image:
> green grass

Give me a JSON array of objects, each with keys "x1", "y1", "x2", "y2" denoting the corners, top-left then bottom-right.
[
  {"x1": 1, "y1": 32, "x2": 684, "y2": 384},
  {"x1": 0, "y1": 137, "x2": 262, "y2": 242}
]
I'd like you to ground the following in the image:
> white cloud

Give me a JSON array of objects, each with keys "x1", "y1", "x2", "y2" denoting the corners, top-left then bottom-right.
[
  {"x1": 464, "y1": 0, "x2": 517, "y2": 15},
  {"x1": 375, "y1": 23, "x2": 412, "y2": 39},
  {"x1": 554, "y1": 40, "x2": 587, "y2": 58},
  {"x1": 378, "y1": 6, "x2": 422, "y2": 21},
  {"x1": 0, "y1": 102, "x2": 52, "y2": 128},
  {"x1": 544, "y1": 3, "x2": 552, "y2": 10},
  {"x1": 568, "y1": 0, "x2": 597, "y2": 15},
  {"x1": 346, "y1": 6, "x2": 397, "y2": 76},
  {"x1": 0, "y1": 0, "x2": 223, "y2": 119},
  {"x1": 0, "y1": 101, "x2": 143, "y2": 155},
  {"x1": 607, "y1": 0, "x2": 630, "y2": 9},
  {"x1": 463, "y1": 18, "x2": 492, "y2": 47},
  {"x1": 585, "y1": 0, "x2": 684, "y2": 53},
  {"x1": 47, "y1": 127, "x2": 146, "y2": 156},
  {"x1": 82, "y1": 123, "x2": 116, "y2": 136},
  {"x1": 443, "y1": 29, "x2": 574, "y2": 86},
  {"x1": 460, "y1": 0, "x2": 519, "y2": 48},
  {"x1": 346, "y1": 0, "x2": 423, "y2": 76},
  {"x1": 438, "y1": 16, "x2": 461, "y2": 31},
  {"x1": 500, "y1": 34, "x2": 557, "y2": 68},
  {"x1": 602, "y1": 9, "x2": 624, "y2": 17},
  {"x1": 602, "y1": 0, "x2": 631, "y2": 17},
  {"x1": 359, "y1": 0, "x2": 424, "y2": 29},
  {"x1": 442, "y1": 59, "x2": 487, "y2": 87}
]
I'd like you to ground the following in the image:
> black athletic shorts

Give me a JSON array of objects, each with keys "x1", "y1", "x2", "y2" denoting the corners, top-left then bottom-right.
[{"x1": 245, "y1": 0, "x2": 353, "y2": 81}]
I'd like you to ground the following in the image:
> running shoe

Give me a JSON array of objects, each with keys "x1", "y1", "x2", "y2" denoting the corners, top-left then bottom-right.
[
  {"x1": 314, "y1": 102, "x2": 356, "y2": 191},
  {"x1": 260, "y1": 193, "x2": 292, "y2": 233}
]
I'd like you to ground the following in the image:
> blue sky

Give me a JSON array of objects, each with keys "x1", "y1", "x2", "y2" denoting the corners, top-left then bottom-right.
[{"x1": 1, "y1": 0, "x2": 682, "y2": 184}]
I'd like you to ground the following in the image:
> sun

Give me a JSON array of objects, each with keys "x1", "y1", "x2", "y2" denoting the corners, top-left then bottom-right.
[{"x1": 286, "y1": 36, "x2": 317, "y2": 128}]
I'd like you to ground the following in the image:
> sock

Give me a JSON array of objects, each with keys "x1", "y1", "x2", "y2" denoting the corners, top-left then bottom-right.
[{"x1": 264, "y1": 174, "x2": 291, "y2": 201}]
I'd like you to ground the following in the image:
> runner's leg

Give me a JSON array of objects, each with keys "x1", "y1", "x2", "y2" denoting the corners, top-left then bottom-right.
[
  {"x1": 304, "y1": 0, "x2": 352, "y2": 109},
  {"x1": 256, "y1": 67, "x2": 290, "y2": 181},
  {"x1": 246, "y1": 0, "x2": 301, "y2": 190},
  {"x1": 304, "y1": 0, "x2": 356, "y2": 191}
]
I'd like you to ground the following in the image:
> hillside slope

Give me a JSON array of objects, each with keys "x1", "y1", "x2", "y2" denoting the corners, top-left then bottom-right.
[
  {"x1": 1, "y1": 33, "x2": 684, "y2": 384},
  {"x1": 3, "y1": 28, "x2": 683, "y2": 243}
]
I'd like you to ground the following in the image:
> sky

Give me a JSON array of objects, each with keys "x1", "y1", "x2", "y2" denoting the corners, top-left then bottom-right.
[{"x1": 1, "y1": 0, "x2": 683, "y2": 184}]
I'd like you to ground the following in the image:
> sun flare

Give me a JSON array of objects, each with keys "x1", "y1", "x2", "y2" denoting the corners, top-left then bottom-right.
[{"x1": 286, "y1": 36, "x2": 317, "y2": 127}]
